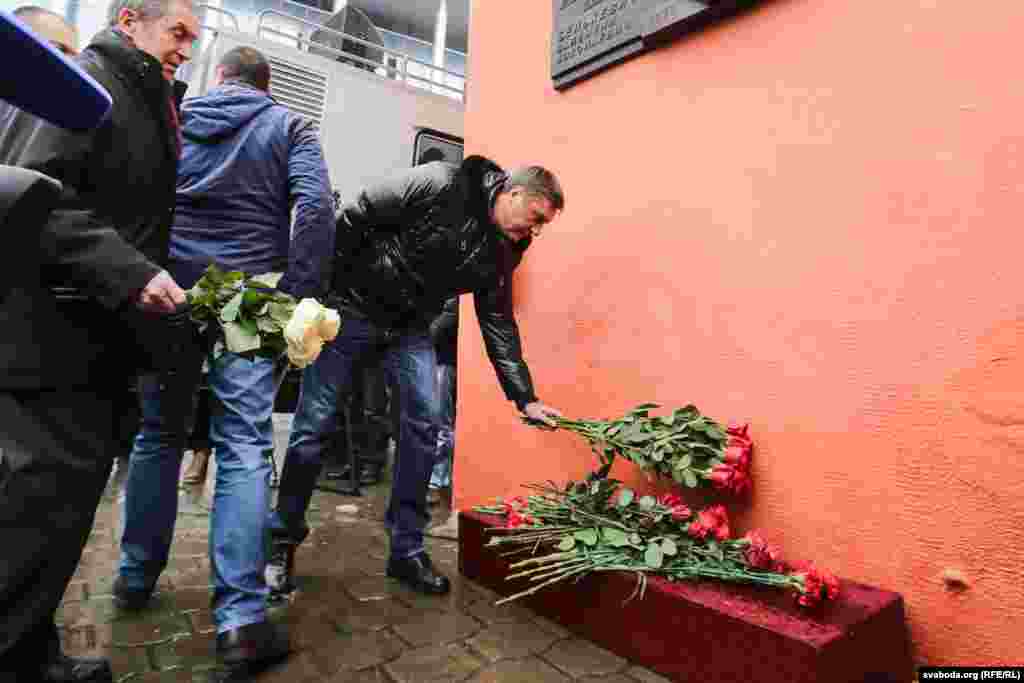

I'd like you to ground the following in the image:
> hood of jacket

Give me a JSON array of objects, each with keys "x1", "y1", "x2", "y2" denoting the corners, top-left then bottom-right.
[{"x1": 181, "y1": 82, "x2": 275, "y2": 144}]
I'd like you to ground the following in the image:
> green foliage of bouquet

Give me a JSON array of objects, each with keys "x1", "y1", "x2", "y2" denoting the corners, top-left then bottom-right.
[
  {"x1": 186, "y1": 264, "x2": 339, "y2": 368},
  {"x1": 476, "y1": 476, "x2": 839, "y2": 609}
]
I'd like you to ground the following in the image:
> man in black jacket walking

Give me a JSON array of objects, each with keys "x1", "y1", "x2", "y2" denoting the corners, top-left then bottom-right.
[
  {"x1": 267, "y1": 156, "x2": 565, "y2": 597},
  {"x1": 0, "y1": 0, "x2": 199, "y2": 679}
]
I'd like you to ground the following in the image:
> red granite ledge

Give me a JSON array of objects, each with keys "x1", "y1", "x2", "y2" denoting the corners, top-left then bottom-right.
[{"x1": 459, "y1": 510, "x2": 912, "y2": 683}]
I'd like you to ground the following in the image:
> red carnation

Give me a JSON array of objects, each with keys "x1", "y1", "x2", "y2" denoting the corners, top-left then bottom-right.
[
  {"x1": 688, "y1": 504, "x2": 730, "y2": 541},
  {"x1": 730, "y1": 467, "x2": 752, "y2": 495},
  {"x1": 506, "y1": 511, "x2": 526, "y2": 528},
  {"x1": 726, "y1": 421, "x2": 749, "y2": 438},
  {"x1": 670, "y1": 504, "x2": 692, "y2": 521},
  {"x1": 742, "y1": 531, "x2": 783, "y2": 571},
  {"x1": 724, "y1": 444, "x2": 752, "y2": 470},
  {"x1": 790, "y1": 561, "x2": 840, "y2": 608},
  {"x1": 503, "y1": 496, "x2": 528, "y2": 514},
  {"x1": 708, "y1": 464, "x2": 750, "y2": 496},
  {"x1": 658, "y1": 493, "x2": 684, "y2": 508}
]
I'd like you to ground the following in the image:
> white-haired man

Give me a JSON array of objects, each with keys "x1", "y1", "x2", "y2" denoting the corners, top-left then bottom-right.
[{"x1": 0, "y1": 0, "x2": 198, "y2": 679}]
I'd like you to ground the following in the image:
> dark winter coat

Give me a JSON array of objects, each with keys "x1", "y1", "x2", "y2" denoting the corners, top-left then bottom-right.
[
  {"x1": 169, "y1": 82, "x2": 334, "y2": 296},
  {"x1": 0, "y1": 29, "x2": 186, "y2": 390},
  {"x1": 332, "y1": 155, "x2": 538, "y2": 409}
]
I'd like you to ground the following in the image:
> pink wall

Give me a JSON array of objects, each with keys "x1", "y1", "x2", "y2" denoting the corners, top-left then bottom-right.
[{"x1": 454, "y1": 0, "x2": 1024, "y2": 666}]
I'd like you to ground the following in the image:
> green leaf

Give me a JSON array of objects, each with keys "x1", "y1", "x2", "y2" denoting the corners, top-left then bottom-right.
[
  {"x1": 629, "y1": 533, "x2": 643, "y2": 545},
  {"x1": 557, "y1": 536, "x2": 576, "y2": 551},
  {"x1": 223, "y1": 321, "x2": 260, "y2": 353},
  {"x1": 220, "y1": 291, "x2": 244, "y2": 323},
  {"x1": 630, "y1": 403, "x2": 661, "y2": 416},
  {"x1": 237, "y1": 316, "x2": 259, "y2": 337},
  {"x1": 573, "y1": 528, "x2": 599, "y2": 547},
  {"x1": 638, "y1": 495, "x2": 656, "y2": 510},
  {"x1": 675, "y1": 453, "x2": 693, "y2": 469},
  {"x1": 706, "y1": 541, "x2": 725, "y2": 562},
  {"x1": 268, "y1": 301, "x2": 295, "y2": 326},
  {"x1": 250, "y1": 272, "x2": 284, "y2": 289},
  {"x1": 661, "y1": 538, "x2": 678, "y2": 556},
  {"x1": 617, "y1": 489, "x2": 634, "y2": 507},
  {"x1": 683, "y1": 470, "x2": 698, "y2": 488},
  {"x1": 601, "y1": 527, "x2": 629, "y2": 547},
  {"x1": 242, "y1": 288, "x2": 272, "y2": 310},
  {"x1": 644, "y1": 543, "x2": 664, "y2": 569},
  {"x1": 257, "y1": 316, "x2": 281, "y2": 333}
]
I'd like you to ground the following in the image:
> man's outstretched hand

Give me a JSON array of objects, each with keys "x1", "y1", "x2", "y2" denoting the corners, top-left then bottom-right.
[
  {"x1": 137, "y1": 270, "x2": 186, "y2": 314},
  {"x1": 521, "y1": 401, "x2": 563, "y2": 429}
]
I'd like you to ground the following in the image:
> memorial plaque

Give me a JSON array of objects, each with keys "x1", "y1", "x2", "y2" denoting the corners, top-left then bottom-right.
[{"x1": 551, "y1": 0, "x2": 756, "y2": 90}]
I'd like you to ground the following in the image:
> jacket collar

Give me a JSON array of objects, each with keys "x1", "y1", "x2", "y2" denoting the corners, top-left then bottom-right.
[{"x1": 89, "y1": 28, "x2": 184, "y2": 162}]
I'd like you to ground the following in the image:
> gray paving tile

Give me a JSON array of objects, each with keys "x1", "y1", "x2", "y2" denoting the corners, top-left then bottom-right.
[{"x1": 542, "y1": 637, "x2": 629, "y2": 678}]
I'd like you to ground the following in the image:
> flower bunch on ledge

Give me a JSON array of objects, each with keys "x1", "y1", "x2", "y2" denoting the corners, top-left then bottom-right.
[
  {"x1": 474, "y1": 475, "x2": 839, "y2": 609},
  {"x1": 538, "y1": 403, "x2": 753, "y2": 495}
]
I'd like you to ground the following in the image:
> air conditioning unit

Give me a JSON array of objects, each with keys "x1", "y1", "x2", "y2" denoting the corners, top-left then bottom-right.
[{"x1": 309, "y1": 4, "x2": 384, "y2": 73}]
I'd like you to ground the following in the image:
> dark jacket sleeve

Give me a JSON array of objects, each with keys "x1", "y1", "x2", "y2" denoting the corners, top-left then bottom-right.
[
  {"x1": 334, "y1": 162, "x2": 451, "y2": 263},
  {"x1": 0, "y1": 105, "x2": 160, "y2": 308},
  {"x1": 278, "y1": 115, "x2": 335, "y2": 299},
  {"x1": 473, "y1": 258, "x2": 538, "y2": 411}
]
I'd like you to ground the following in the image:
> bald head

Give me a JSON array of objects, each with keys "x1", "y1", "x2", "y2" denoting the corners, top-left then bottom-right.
[{"x1": 14, "y1": 6, "x2": 79, "y2": 56}]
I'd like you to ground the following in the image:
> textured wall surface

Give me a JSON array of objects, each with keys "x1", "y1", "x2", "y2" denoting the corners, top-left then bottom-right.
[{"x1": 454, "y1": 0, "x2": 1024, "y2": 666}]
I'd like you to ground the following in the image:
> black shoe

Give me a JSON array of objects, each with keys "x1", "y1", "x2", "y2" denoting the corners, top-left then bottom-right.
[
  {"x1": 328, "y1": 462, "x2": 383, "y2": 485},
  {"x1": 112, "y1": 576, "x2": 153, "y2": 611},
  {"x1": 216, "y1": 620, "x2": 290, "y2": 680},
  {"x1": 39, "y1": 652, "x2": 113, "y2": 682},
  {"x1": 359, "y1": 462, "x2": 383, "y2": 485},
  {"x1": 265, "y1": 539, "x2": 296, "y2": 602},
  {"x1": 386, "y1": 553, "x2": 451, "y2": 595}
]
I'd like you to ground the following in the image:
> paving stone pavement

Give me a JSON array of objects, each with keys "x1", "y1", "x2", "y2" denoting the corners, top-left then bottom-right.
[{"x1": 58, "y1": 439, "x2": 674, "y2": 683}]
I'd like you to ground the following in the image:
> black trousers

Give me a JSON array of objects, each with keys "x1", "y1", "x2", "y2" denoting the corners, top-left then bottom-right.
[{"x1": 0, "y1": 389, "x2": 118, "y2": 673}]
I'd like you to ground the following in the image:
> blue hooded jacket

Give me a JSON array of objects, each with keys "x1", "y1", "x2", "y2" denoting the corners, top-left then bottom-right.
[{"x1": 169, "y1": 82, "x2": 334, "y2": 297}]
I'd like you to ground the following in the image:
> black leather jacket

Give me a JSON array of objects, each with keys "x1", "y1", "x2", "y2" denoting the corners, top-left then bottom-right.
[{"x1": 332, "y1": 155, "x2": 538, "y2": 408}]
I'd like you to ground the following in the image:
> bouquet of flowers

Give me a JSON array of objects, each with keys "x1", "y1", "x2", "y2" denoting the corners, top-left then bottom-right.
[
  {"x1": 186, "y1": 264, "x2": 340, "y2": 369},
  {"x1": 543, "y1": 403, "x2": 753, "y2": 495},
  {"x1": 475, "y1": 475, "x2": 839, "y2": 609}
]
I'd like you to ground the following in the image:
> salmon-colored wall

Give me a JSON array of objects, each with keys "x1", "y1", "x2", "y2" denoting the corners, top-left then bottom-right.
[{"x1": 453, "y1": 0, "x2": 1024, "y2": 667}]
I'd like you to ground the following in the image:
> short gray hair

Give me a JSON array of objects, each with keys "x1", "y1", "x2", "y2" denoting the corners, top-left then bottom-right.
[
  {"x1": 506, "y1": 166, "x2": 565, "y2": 211},
  {"x1": 106, "y1": 0, "x2": 191, "y2": 26}
]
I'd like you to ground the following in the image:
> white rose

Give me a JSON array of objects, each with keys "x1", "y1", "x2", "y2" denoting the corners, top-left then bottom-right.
[
  {"x1": 285, "y1": 299, "x2": 327, "y2": 368},
  {"x1": 317, "y1": 308, "x2": 341, "y2": 341}
]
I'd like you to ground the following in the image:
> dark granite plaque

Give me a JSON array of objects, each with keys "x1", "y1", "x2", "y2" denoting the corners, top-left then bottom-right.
[{"x1": 551, "y1": 0, "x2": 756, "y2": 90}]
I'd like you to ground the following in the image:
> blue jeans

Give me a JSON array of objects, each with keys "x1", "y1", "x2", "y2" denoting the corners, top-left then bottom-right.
[
  {"x1": 429, "y1": 363, "x2": 456, "y2": 489},
  {"x1": 269, "y1": 315, "x2": 439, "y2": 559},
  {"x1": 118, "y1": 352, "x2": 277, "y2": 634}
]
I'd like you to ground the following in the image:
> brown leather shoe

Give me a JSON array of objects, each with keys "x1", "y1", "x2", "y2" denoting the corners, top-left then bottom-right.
[{"x1": 215, "y1": 620, "x2": 290, "y2": 680}]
